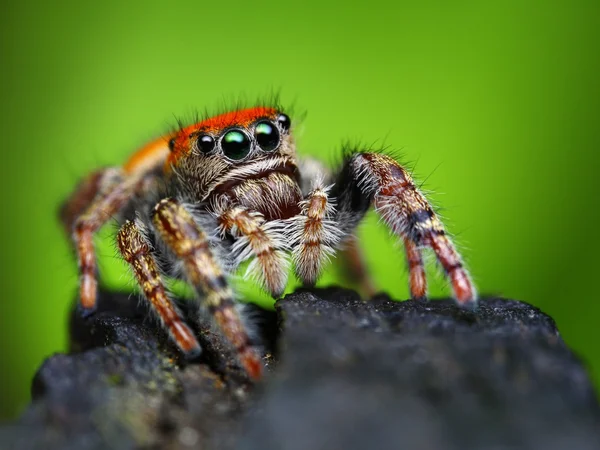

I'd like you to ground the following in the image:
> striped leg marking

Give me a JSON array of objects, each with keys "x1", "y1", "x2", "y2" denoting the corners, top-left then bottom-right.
[
  {"x1": 289, "y1": 182, "x2": 343, "y2": 286},
  {"x1": 218, "y1": 207, "x2": 289, "y2": 298},
  {"x1": 117, "y1": 220, "x2": 200, "y2": 356},
  {"x1": 298, "y1": 157, "x2": 377, "y2": 295},
  {"x1": 352, "y1": 153, "x2": 477, "y2": 306},
  {"x1": 152, "y1": 198, "x2": 262, "y2": 380}
]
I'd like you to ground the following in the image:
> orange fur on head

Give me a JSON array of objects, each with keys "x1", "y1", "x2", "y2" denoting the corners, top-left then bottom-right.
[{"x1": 167, "y1": 107, "x2": 279, "y2": 167}]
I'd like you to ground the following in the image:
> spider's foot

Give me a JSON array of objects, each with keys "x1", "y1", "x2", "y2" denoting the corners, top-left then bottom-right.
[
  {"x1": 182, "y1": 344, "x2": 203, "y2": 361},
  {"x1": 172, "y1": 322, "x2": 202, "y2": 359},
  {"x1": 77, "y1": 303, "x2": 97, "y2": 319},
  {"x1": 450, "y1": 268, "x2": 478, "y2": 311},
  {"x1": 240, "y1": 347, "x2": 263, "y2": 381},
  {"x1": 455, "y1": 295, "x2": 478, "y2": 312}
]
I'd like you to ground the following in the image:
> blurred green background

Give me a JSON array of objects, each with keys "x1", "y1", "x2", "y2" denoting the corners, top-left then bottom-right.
[{"x1": 1, "y1": 0, "x2": 599, "y2": 419}]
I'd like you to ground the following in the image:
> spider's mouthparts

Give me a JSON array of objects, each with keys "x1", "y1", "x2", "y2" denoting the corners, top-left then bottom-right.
[
  {"x1": 206, "y1": 158, "x2": 303, "y2": 221},
  {"x1": 210, "y1": 160, "x2": 299, "y2": 197}
]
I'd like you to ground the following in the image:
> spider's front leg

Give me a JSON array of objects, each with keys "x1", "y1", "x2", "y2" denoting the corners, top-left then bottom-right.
[
  {"x1": 117, "y1": 220, "x2": 201, "y2": 356},
  {"x1": 332, "y1": 152, "x2": 476, "y2": 307},
  {"x1": 152, "y1": 198, "x2": 262, "y2": 380}
]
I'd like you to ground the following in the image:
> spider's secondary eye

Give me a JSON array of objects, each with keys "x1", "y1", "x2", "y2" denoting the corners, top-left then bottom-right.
[
  {"x1": 254, "y1": 121, "x2": 280, "y2": 152},
  {"x1": 276, "y1": 113, "x2": 291, "y2": 132},
  {"x1": 222, "y1": 129, "x2": 251, "y2": 160},
  {"x1": 168, "y1": 137, "x2": 176, "y2": 152},
  {"x1": 196, "y1": 134, "x2": 215, "y2": 154}
]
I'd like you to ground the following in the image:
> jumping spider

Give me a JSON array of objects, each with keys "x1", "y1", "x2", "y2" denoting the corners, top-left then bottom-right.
[{"x1": 61, "y1": 105, "x2": 476, "y2": 380}]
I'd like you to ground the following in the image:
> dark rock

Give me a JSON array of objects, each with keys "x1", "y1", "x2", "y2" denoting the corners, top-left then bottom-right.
[
  {"x1": 241, "y1": 288, "x2": 600, "y2": 450},
  {"x1": 2, "y1": 290, "x2": 264, "y2": 450},
  {"x1": 2, "y1": 288, "x2": 599, "y2": 450}
]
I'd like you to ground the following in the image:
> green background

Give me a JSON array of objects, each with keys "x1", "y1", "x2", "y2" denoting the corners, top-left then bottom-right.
[{"x1": 1, "y1": 0, "x2": 599, "y2": 419}]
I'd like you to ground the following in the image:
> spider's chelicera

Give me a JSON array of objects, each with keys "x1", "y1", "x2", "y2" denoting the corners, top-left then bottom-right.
[{"x1": 61, "y1": 106, "x2": 476, "y2": 380}]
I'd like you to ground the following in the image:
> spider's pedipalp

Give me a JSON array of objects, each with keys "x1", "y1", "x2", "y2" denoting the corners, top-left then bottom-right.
[
  {"x1": 117, "y1": 219, "x2": 201, "y2": 356},
  {"x1": 289, "y1": 181, "x2": 344, "y2": 285},
  {"x1": 152, "y1": 198, "x2": 262, "y2": 380},
  {"x1": 296, "y1": 157, "x2": 377, "y2": 296},
  {"x1": 217, "y1": 206, "x2": 290, "y2": 298}
]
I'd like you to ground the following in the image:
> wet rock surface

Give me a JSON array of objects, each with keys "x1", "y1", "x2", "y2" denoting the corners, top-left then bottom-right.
[{"x1": 2, "y1": 288, "x2": 600, "y2": 450}]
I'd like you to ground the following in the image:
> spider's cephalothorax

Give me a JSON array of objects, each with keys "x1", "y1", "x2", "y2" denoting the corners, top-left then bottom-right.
[{"x1": 61, "y1": 105, "x2": 476, "y2": 380}]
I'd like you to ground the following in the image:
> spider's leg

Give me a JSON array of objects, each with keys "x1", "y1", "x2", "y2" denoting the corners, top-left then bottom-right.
[
  {"x1": 68, "y1": 168, "x2": 144, "y2": 314},
  {"x1": 60, "y1": 168, "x2": 112, "y2": 234},
  {"x1": 152, "y1": 198, "x2": 262, "y2": 380},
  {"x1": 332, "y1": 152, "x2": 476, "y2": 307},
  {"x1": 342, "y1": 237, "x2": 378, "y2": 297},
  {"x1": 288, "y1": 180, "x2": 343, "y2": 286},
  {"x1": 403, "y1": 236, "x2": 427, "y2": 301},
  {"x1": 63, "y1": 135, "x2": 171, "y2": 315},
  {"x1": 217, "y1": 206, "x2": 289, "y2": 298},
  {"x1": 117, "y1": 220, "x2": 200, "y2": 356},
  {"x1": 297, "y1": 157, "x2": 377, "y2": 295}
]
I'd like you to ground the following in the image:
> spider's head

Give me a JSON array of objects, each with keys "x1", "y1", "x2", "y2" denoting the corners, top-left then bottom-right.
[
  {"x1": 167, "y1": 107, "x2": 294, "y2": 168},
  {"x1": 166, "y1": 107, "x2": 300, "y2": 208}
]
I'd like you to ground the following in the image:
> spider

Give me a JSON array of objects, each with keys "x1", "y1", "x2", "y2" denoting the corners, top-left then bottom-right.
[{"x1": 61, "y1": 105, "x2": 476, "y2": 380}]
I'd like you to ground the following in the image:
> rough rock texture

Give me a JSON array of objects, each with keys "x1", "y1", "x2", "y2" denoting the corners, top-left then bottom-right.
[
  {"x1": 2, "y1": 288, "x2": 599, "y2": 450},
  {"x1": 242, "y1": 289, "x2": 600, "y2": 450}
]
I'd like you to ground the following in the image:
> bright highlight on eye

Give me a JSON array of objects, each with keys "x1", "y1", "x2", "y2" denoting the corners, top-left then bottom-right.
[
  {"x1": 255, "y1": 121, "x2": 280, "y2": 151},
  {"x1": 222, "y1": 129, "x2": 251, "y2": 160}
]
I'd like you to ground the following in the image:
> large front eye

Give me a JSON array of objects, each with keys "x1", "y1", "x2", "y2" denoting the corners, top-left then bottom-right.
[
  {"x1": 221, "y1": 129, "x2": 251, "y2": 160},
  {"x1": 254, "y1": 120, "x2": 280, "y2": 151}
]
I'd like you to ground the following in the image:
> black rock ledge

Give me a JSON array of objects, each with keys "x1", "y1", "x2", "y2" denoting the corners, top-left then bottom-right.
[{"x1": 2, "y1": 288, "x2": 599, "y2": 450}]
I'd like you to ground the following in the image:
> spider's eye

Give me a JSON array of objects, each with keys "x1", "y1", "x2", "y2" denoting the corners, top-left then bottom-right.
[
  {"x1": 254, "y1": 120, "x2": 280, "y2": 152},
  {"x1": 168, "y1": 137, "x2": 176, "y2": 152},
  {"x1": 221, "y1": 129, "x2": 251, "y2": 160},
  {"x1": 276, "y1": 113, "x2": 291, "y2": 132},
  {"x1": 196, "y1": 134, "x2": 215, "y2": 154}
]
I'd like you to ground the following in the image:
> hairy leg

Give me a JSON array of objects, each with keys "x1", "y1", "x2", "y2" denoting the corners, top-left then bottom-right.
[
  {"x1": 289, "y1": 179, "x2": 343, "y2": 286},
  {"x1": 331, "y1": 152, "x2": 476, "y2": 306},
  {"x1": 340, "y1": 237, "x2": 378, "y2": 297},
  {"x1": 217, "y1": 205, "x2": 289, "y2": 298},
  {"x1": 63, "y1": 134, "x2": 171, "y2": 315},
  {"x1": 60, "y1": 168, "x2": 111, "y2": 234},
  {"x1": 297, "y1": 157, "x2": 377, "y2": 294},
  {"x1": 70, "y1": 169, "x2": 145, "y2": 313},
  {"x1": 152, "y1": 198, "x2": 262, "y2": 380},
  {"x1": 117, "y1": 220, "x2": 200, "y2": 355},
  {"x1": 403, "y1": 237, "x2": 427, "y2": 301}
]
